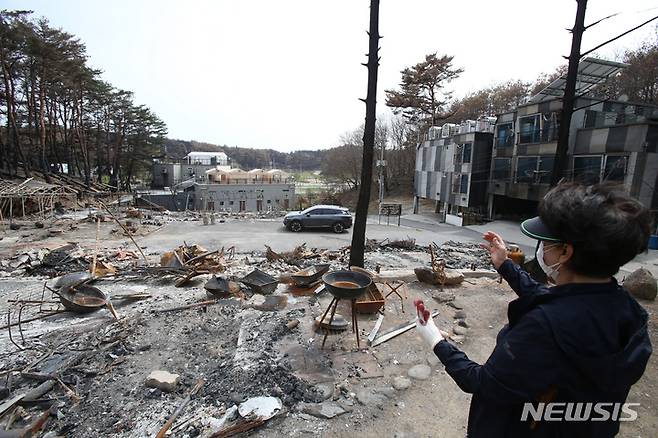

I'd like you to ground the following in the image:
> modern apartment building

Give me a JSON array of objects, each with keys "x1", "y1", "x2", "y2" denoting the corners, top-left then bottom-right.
[{"x1": 413, "y1": 117, "x2": 495, "y2": 224}]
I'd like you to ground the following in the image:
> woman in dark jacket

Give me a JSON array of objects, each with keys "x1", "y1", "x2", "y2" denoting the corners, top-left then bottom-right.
[{"x1": 415, "y1": 183, "x2": 653, "y2": 437}]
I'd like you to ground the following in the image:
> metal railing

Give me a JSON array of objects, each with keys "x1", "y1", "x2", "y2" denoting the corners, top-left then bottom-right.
[{"x1": 517, "y1": 128, "x2": 559, "y2": 144}]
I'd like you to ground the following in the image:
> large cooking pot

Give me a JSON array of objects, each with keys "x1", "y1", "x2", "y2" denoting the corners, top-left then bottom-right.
[
  {"x1": 322, "y1": 270, "x2": 372, "y2": 300},
  {"x1": 56, "y1": 284, "x2": 108, "y2": 313}
]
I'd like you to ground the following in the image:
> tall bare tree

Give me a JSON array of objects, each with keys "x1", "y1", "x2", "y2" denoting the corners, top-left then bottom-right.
[{"x1": 349, "y1": 0, "x2": 380, "y2": 268}]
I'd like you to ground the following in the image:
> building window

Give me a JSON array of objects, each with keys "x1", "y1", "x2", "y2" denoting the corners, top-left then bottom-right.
[
  {"x1": 516, "y1": 157, "x2": 539, "y2": 183},
  {"x1": 256, "y1": 199, "x2": 263, "y2": 212},
  {"x1": 537, "y1": 156, "x2": 554, "y2": 184},
  {"x1": 462, "y1": 143, "x2": 472, "y2": 164},
  {"x1": 492, "y1": 158, "x2": 511, "y2": 181},
  {"x1": 460, "y1": 174, "x2": 468, "y2": 194},
  {"x1": 220, "y1": 201, "x2": 224, "y2": 206},
  {"x1": 573, "y1": 156, "x2": 602, "y2": 184},
  {"x1": 519, "y1": 114, "x2": 540, "y2": 144},
  {"x1": 454, "y1": 146, "x2": 462, "y2": 165},
  {"x1": 267, "y1": 199, "x2": 271, "y2": 204},
  {"x1": 540, "y1": 112, "x2": 559, "y2": 142},
  {"x1": 229, "y1": 201, "x2": 234, "y2": 205},
  {"x1": 496, "y1": 123, "x2": 514, "y2": 147},
  {"x1": 452, "y1": 174, "x2": 462, "y2": 194},
  {"x1": 584, "y1": 110, "x2": 598, "y2": 128},
  {"x1": 603, "y1": 155, "x2": 627, "y2": 182}
]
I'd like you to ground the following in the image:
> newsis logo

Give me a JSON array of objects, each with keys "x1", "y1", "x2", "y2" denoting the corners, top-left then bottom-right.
[{"x1": 521, "y1": 403, "x2": 640, "y2": 422}]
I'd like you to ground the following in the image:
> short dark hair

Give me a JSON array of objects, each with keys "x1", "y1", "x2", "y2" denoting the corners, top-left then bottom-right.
[{"x1": 538, "y1": 182, "x2": 651, "y2": 277}]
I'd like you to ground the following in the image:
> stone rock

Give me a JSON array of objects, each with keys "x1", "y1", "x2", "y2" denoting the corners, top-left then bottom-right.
[
  {"x1": 407, "y1": 364, "x2": 432, "y2": 380},
  {"x1": 340, "y1": 398, "x2": 354, "y2": 407},
  {"x1": 624, "y1": 268, "x2": 657, "y2": 301},
  {"x1": 337, "y1": 399, "x2": 354, "y2": 412},
  {"x1": 301, "y1": 401, "x2": 347, "y2": 419},
  {"x1": 392, "y1": 376, "x2": 412, "y2": 390},
  {"x1": 443, "y1": 269, "x2": 466, "y2": 285},
  {"x1": 248, "y1": 294, "x2": 267, "y2": 307},
  {"x1": 355, "y1": 389, "x2": 388, "y2": 407},
  {"x1": 453, "y1": 310, "x2": 467, "y2": 319},
  {"x1": 426, "y1": 353, "x2": 440, "y2": 366},
  {"x1": 447, "y1": 299, "x2": 464, "y2": 310},
  {"x1": 414, "y1": 267, "x2": 463, "y2": 286},
  {"x1": 432, "y1": 291, "x2": 455, "y2": 304},
  {"x1": 451, "y1": 335, "x2": 465, "y2": 343},
  {"x1": 377, "y1": 269, "x2": 418, "y2": 282},
  {"x1": 414, "y1": 267, "x2": 435, "y2": 284},
  {"x1": 457, "y1": 319, "x2": 470, "y2": 328},
  {"x1": 453, "y1": 325, "x2": 468, "y2": 336},
  {"x1": 145, "y1": 370, "x2": 180, "y2": 392},
  {"x1": 314, "y1": 383, "x2": 334, "y2": 401}
]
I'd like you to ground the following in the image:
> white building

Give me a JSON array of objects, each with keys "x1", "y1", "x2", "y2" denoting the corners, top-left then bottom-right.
[{"x1": 185, "y1": 151, "x2": 229, "y2": 166}]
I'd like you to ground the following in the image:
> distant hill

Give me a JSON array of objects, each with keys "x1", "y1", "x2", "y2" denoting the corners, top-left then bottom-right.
[{"x1": 161, "y1": 139, "x2": 326, "y2": 171}]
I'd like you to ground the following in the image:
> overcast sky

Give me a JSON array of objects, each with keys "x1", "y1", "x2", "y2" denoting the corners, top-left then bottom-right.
[{"x1": 3, "y1": 0, "x2": 657, "y2": 151}]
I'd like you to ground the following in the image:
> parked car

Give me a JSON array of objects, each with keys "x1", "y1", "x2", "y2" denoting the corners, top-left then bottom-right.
[{"x1": 283, "y1": 205, "x2": 353, "y2": 233}]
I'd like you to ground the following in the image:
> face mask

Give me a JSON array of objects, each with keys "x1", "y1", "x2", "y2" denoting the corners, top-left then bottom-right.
[{"x1": 536, "y1": 241, "x2": 562, "y2": 283}]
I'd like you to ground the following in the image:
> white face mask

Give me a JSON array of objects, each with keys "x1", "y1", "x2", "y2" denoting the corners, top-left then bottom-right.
[{"x1": 536, "y1": 241, "x2": 562, "y2": 283}]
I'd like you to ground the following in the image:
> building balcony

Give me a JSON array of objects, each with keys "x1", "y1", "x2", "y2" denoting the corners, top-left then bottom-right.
[
  {"x1": 517, "y1": 128, "x2": 559, "y2": 145},
  {"x1": 494, "y1": 136, "x2": 515, "y2": 148}
]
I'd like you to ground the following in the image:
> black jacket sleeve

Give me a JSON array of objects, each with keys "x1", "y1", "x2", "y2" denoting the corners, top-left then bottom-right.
[
  {"x1": 497, "y1": 259, "x2": 549, "y2": 298},
  {"x1": 433, "y1": 308, "x2": 561, "y2": 403}
]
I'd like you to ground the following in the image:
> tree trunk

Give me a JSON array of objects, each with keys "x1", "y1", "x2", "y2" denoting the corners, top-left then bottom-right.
[
  {"x1": 1, "y1": 56, "x2": 29, "y2": 177},
  {"x1": 550, "y1": 0, "x2": 587, "y2": 186},
  {"x1": 349, "y1": 0, "x2": 380, "y2": 268},
  {"x1": 39, "y1": 71, "x2": 49, "y2": 178}
]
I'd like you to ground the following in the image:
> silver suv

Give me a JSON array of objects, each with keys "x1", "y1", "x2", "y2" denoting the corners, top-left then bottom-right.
[{"x1": 283, "y1": 205, "x2": 353, "y2": 233}]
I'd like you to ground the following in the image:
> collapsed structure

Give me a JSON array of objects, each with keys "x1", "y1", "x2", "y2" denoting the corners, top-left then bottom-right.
[{"x1": 0, "y1": 196, "x2": 506, "y2": 437}]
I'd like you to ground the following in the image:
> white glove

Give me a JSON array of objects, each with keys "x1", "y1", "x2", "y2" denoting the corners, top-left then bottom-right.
[{"x1": 415, "y1": 315, "x2": 444, "y2": 349}]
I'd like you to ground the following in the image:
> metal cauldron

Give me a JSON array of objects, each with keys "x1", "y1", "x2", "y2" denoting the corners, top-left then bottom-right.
[
  {"x1": 322, "y1": 270, "x2": 372, "y2": 300},
  {"x1": 55, "y1": 284, "x2": 109, "y2": 313},
  {"x1": 290, "y1": 264, "x2": 330, "y2": 287}
]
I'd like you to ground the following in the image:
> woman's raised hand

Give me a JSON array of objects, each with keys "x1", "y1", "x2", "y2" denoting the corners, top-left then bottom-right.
[{"x1": 482, "y1": 231, "x2": 508, "y2": 269}]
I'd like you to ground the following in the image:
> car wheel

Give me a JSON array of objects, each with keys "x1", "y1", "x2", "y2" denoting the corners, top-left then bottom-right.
[
  {"x1": 290, "y1": 221, "x2": 303, "y2": 232},
  {"x1": 332, "y1": 222, "x2": 345, "y2": 234}
]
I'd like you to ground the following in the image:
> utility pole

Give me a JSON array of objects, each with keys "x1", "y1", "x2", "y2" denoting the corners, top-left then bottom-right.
[
  {"x1": 550, "y1": 0, "x2": 587, "y2": 187},
  {"x1": 349, "y1": 0, "x2": 380, "y2": 268}
]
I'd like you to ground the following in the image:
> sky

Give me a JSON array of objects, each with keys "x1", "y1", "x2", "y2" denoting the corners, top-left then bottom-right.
[{"x1": 2, "y1": 0, "x2": 657, "y2": 151}]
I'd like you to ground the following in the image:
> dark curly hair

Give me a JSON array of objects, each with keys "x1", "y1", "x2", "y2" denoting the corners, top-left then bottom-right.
[{"x1": 538, "y1": 182, "x2": 652, "y2": 278}]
